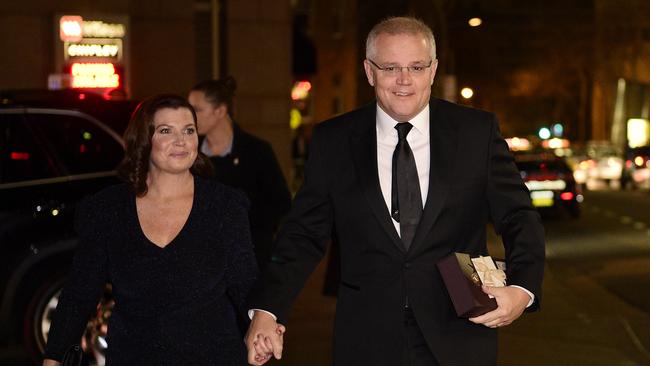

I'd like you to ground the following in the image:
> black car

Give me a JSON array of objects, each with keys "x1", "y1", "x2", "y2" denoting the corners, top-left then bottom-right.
[
  {"x1": 514, "y1": 153, "x2": 583, "y2": 218},
  {"x1": 0, "y1": 93, "x2": 134, "y2": 365}
]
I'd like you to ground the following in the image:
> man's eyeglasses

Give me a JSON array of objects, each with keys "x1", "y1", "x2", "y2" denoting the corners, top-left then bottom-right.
[{"x1": 367, "y1": 59, "x2": 434, "y2": 75}]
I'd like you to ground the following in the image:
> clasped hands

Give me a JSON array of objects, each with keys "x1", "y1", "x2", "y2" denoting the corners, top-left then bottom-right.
[
  {"x1": 469, "y1": 285, "x2": 531, "y2": 328},
  {"x1": 243, "y1": 286, "x2": 530, "y2": 364},
  {"x1": 245, "y1": 311, "x2": 286, "y2": 365}
]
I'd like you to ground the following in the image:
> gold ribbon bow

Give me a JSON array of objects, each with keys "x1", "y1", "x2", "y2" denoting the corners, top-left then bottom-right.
[{"x1": 472, "y1": 256, "x2": 507, "y2": 287}]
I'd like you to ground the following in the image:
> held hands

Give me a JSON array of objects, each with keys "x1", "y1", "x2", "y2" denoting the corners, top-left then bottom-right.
[
  {"x1": 245, "y1": 311, "x2": 286, "y2": 365},
  {"x1": 469, "y1": 285, "x2": 531, "y2": 328}
]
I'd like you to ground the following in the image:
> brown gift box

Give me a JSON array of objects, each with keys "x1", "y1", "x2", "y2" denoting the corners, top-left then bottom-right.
[{"x1": 436, "y1": 253, "x2": 499, "y2": 318}]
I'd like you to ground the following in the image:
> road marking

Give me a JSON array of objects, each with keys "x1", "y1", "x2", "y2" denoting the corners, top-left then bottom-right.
[{"x1": 619, "y1": 317, "x2": 650, "y2": 359}]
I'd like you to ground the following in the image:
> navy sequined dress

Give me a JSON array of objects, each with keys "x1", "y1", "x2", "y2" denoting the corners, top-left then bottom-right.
[{"x1": 44, "y1": 177, "x2": 258, "y2": 365}]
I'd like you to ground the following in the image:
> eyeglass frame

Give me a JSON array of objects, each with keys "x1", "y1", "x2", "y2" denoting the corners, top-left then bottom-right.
[{"x1": 366, "y1": 58, "x2": 435, "y2": 75}]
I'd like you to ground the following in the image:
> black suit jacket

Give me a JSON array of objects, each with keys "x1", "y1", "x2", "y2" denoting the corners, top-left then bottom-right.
[{"x1": 249, "y1": 99, "x2": 545, "y2": 365}]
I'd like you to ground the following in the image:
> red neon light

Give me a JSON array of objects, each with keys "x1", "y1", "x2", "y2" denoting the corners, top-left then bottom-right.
[
  {"x1": 60, "y1": 16, "x2": 83, "y2": 42},
  {"x1": 560, "y1": 192, "x2": 574, "y2": 201},
  {"x1": 70, "y1": 63, "x2": 120, "y2": 89},
  {"x1": 291, "y1": 81, "x2": 312, "y2": 100},
  {"x1": 10, "y1": 152, "x2": 30, "y2": 160}
]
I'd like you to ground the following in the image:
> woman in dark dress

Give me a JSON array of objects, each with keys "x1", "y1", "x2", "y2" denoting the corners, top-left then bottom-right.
[{"x1": 42, "y1": 94, "x2": 258, "y2": 365}]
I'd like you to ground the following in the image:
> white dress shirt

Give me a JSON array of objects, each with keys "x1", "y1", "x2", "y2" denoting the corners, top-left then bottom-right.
[{"x1": 375, "y1": 104, "x2": 533, "y2": 307}]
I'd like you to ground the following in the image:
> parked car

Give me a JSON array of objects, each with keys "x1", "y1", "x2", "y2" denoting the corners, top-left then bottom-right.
[
  {"x1": 0, "y1": 92, "x2": 135, "y2": 365},
  {"x1": 514, "y1": 153, "x2": 583, "y2": 218},
  {"x1": 621, "y1": 146, "x2": 650, "y2": 190}
]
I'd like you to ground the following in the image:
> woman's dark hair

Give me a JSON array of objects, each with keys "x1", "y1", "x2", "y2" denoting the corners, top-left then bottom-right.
[
  {"x1": 117, "y1": 94, "x2": 213, "y2": 196},
  {"x1": 190, "y1": 76, "x2": 237, "y2": 116}
]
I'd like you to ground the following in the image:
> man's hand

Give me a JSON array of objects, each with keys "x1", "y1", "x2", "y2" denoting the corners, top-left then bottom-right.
[
  {"x1": 245, "y1": 311, "x2": 286, "y2": 365},
  {"x1": 468, "y1": 286, "x2": 531, "y2": 328}
]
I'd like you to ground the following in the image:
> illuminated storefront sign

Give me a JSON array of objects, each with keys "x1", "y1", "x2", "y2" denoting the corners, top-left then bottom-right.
[
  {"x1": 65, "y1": 39, "x2": 122, "y2": 60},
  {"x1": 60, "y1": 16, "x2": 125, "y2": 41},
  {"x1": 71, "y1": 63, "x2": 120, "y2": 88},
  {"x1": 60, "y1": 16, "x2": 83, "y2": 42},
  {"x1": 56, "y1": 14, "x2": 128, "y2": 91}
]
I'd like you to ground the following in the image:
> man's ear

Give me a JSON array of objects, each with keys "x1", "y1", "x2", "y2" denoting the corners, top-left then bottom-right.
[
  {"x1": 363, "y1": 59, "x2": 375, "y2": 87},
  {"x1": 429, "y1": 59, "x2": 439, "y2": 86}
]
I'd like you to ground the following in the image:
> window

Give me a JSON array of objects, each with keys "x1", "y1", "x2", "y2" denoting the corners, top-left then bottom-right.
[
  {"x1": 26, "y1": 112, "x2": 123, "y2": 175},
  {"x1": 0, "y1": 112, "x2": 61, "y2": 184}
]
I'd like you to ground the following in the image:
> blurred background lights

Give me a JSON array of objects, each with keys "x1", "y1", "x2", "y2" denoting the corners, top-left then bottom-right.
[
  {"x1": 291, "y1": 80, "x2": 312, "y2": 101},
  {"x1": 538, "y1": 127, "x2": 551, "y2": 140},
  {"x1": 460, "y1": 87, "x2": 474, "y2": 99},
  {"x1": 552, "y1": 123, "x2": 564, "y2": 137},
  {"x1": 468, "y1": 17, "x2": 483, "y2": 27},
  {"x1": 627, "y1": 118, "x2": 649, "y2": 148}
]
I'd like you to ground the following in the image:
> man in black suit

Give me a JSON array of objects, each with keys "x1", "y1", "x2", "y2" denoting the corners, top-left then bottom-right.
[{"x1": 245, "y1": 16, "x2": 545, "y2": 366}]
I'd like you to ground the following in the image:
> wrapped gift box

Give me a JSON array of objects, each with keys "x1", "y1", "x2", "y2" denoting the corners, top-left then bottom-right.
[{"x1": 436, "y1": 253, "x2": 505, "y2": 318}]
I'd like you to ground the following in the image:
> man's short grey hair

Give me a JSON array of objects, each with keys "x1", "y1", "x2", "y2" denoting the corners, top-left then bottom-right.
[{"x1": 365, "y1": 16, "x2": 437, "y2": 61}]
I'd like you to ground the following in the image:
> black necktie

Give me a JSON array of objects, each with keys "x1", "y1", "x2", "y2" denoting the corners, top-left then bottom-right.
[{"x1": 391, "y1": 122, "x2": 423, "y2": 250}]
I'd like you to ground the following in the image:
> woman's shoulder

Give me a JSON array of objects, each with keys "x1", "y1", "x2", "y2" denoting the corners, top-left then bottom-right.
[
  {"x1": 196, "y1": 176, "x2": 250, "y2": 210},
  {"x1": 81, "y1": 183, "x2": 131, "y2": 209},
  {"x1": 75, "y1": 183, "x2": 130, "y2": 228}
]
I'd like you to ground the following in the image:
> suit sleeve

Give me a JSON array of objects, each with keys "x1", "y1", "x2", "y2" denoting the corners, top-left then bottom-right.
[
  {"x1": 485, "y1": 115, "x2": 545, "y2": 310},
  {"x1": 248, "y1": 124, "x2": 334, "y2": 323},
  {"x1": 255, "y1": 141, "x2": 292, "y2": 228}
]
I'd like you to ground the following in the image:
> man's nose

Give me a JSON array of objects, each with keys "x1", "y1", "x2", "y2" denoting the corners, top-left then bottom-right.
[{"x1": 396, "y1": 68, "x2": 413, "y2": 84}]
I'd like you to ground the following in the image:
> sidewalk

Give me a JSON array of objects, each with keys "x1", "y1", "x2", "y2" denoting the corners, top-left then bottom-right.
[{"x1": 275, "y1": 241, "x2": 650, "y2": 365}]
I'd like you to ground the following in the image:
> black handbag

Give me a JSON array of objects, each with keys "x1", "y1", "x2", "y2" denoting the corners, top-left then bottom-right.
[{"x1": 61, "y1": 344, "x2": 84, "y2": 366}]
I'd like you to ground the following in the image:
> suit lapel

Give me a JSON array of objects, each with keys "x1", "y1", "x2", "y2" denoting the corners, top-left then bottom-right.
[
  {"x1": 410, "y1": 99, "x2": 457, "y2": 254},
  {"x1": 350, "y1": 106, "x2": 405, "y2": 253}
]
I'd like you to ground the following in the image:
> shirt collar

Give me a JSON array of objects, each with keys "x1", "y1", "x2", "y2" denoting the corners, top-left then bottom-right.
[{"x1": 376, "y1": 104, "x2": 430, "y2": 140}]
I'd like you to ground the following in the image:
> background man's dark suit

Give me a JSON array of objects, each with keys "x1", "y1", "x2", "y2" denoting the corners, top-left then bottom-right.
[{"x1": 249, "y1": 98, "x2": 545, "y2": 365}]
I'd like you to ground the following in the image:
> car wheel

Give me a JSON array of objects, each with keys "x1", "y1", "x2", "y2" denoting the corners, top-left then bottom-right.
[{"x1": 23, "y1": 279, "x2": 113, "y2": 366}]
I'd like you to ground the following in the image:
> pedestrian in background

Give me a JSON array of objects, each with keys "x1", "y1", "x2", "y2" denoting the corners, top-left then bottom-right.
[
  {"x1": 189, "y1": 77, "x2": 292, "y2": 271},
  {"x1": 43, "y1": 94, "x2": 258, "y2": 365}
]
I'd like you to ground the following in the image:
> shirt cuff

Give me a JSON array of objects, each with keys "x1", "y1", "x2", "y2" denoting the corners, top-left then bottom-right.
[
  {"x1": 248, "y1": 309, "x2": 278, "y2": 321},
  {"x1": 510, "y1": 285, "x2": 535, "y2": 307}
]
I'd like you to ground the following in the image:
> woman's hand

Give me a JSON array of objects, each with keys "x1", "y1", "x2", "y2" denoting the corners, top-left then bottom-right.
[{"x1": 42, "y1": 359, "x2": 61, "y2": 366}]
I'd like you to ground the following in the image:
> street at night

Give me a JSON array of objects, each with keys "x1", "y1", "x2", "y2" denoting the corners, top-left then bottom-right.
[
  {"x1": 3, "y1": 0, "x2": 650, "y2": 365},
  {"x1": 276, "y1": 188, "x2": 650, "y2": 366},
  {"x1": 1, "y1": 189, "x2": 649, "y2": 365}
]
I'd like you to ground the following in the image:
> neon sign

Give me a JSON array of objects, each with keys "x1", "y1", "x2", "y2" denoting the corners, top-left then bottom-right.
[
  {"x1": 70, "y1": 63, "x2": 120, "y2": 88},
  {"x1": 66, "y1": 41, "x2": 121, "y2": 58},
  {"x1": 60, "y1": 16, "x2": 83, "y2": 42}
]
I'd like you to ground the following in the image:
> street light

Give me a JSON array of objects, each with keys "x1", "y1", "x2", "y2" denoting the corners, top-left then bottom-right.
[
  {"x1": 468, "y1": 17, "x2": 482, "y2": 27},
  {"x1": 460, "y1": 87, "x2": 474, "y2": 99}
]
